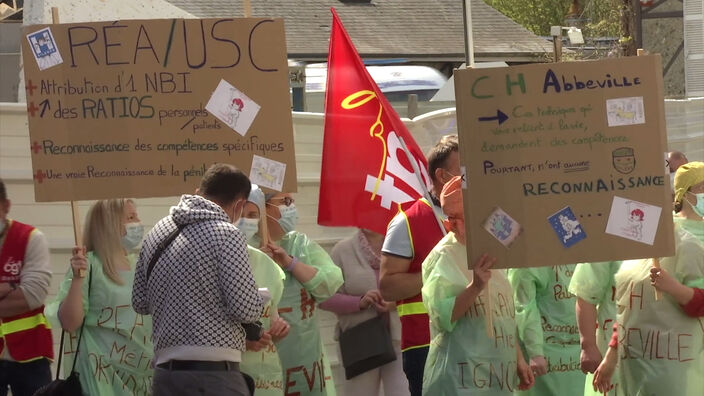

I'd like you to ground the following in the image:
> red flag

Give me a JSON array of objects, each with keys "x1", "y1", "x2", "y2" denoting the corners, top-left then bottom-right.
[{"x1": 317, "y1": 9, "x2": 432, "y2": 234}]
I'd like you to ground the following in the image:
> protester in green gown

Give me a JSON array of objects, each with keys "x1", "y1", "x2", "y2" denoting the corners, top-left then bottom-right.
[
  {"x1": 508, "y1": 264, "x2": 585, "y2": 396},
  {"x1": 46, "y1": 199, "x2": 153, "y2": 396},
  {"x1": 568, "y1": 261, "x2": 622, "y2": 396},
  {"x1": 236, "y1": 185, "x2": 289, "y2": 395},
  {"x1": 672, "y1": 162, "x2": 704, "y2": 243},
  {"x1": 251, "y1": 192, "x2": 343, "y2": 396},
  {"x1": 593, "y1": 162, "x2": 704, "y2": 396},
  {"x1": 421, "y1": 176, "x2": 534, "y2": 395},
  {"x1": 592, "y1": 227, "x2": 704, "y2": 395}
]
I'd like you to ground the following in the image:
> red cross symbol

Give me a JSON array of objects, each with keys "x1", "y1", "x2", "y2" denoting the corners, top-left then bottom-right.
[
  {"x1": 25, "y1": 80, "x2": 38, "y2": 96},
  {"x1": 31, "y1": 141, "x2": 42, "y2": 154},
  {"x1": 27, "y1": 102, "x2": 40, "y2": 117},
  {"x1": 33, "y1": 170, "x2": 46, "y2": 183}
]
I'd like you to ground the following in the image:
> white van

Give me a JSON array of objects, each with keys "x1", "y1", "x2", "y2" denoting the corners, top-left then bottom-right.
[{"x1": 302, "y1": 63, "x2": 448, "y2": 117}]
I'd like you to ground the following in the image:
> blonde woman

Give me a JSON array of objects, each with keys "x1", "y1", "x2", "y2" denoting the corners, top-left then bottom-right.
[{"x1": 46, "y1": 199, "x2": 153, "y2": 396}]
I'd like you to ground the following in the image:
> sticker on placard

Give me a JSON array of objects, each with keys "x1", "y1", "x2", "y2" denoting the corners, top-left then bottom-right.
[
  {"x1": 483, "y1": 207, "x2": 522, "y2": 247},
  {"x1": 612, "y1": 147, "x2": 636, "y2": 174},
  {"x1": 605, "y1": 196, "x2": 662, "y2": 245},
  {"x1": 547, "y1": 206, "x2": 586, "y2": 248},
  {"x1": 605, "y1": 96, "x2": 645, "y2": 127},
  {"x1": 205, "y1": 79, "x2": 261, "y2": 136},
  {"x1": 460, "y1": 165, "x2": 467, "y2": 189},
  {"x1": 26, "y1": 27, "x2": 63, "y2": 71},
  {"x1": 250, "y1": 155, "x2": 286, "y2": 191}
]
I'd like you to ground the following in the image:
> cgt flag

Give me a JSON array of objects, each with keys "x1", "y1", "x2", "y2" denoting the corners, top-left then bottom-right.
[{"x1": 317, "y1": 8, "x2": 432, "y2": 234}]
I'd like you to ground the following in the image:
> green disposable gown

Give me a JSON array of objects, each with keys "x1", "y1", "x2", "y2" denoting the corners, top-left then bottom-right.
[
  {"x1": 613, "y1": 227, "x2": 704, "y2": 395},
  {"x1": 568, "y1": 261, "x2": 622, "y2": 396},
  {"x1": 508, "y1": 265, "x2": 584, "y2": 396},
  {"x1": 274, "y1": 231, "x2": 343, "y2": 396},
  {"x1": 45, "y1": 253, "x2": 153, "y2": 396},
  {"x1": 241, "y1": 246, "x2": 286, "y2": 395},
  {"x1": 673, "y1": 216, "x2": 704, "y2": 243},
  {"x1": 422, "y1": 233, "x2": 521, "y2": 395}
]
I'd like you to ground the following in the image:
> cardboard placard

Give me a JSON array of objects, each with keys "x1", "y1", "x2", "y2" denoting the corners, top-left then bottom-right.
[
  {"x1": 454, "y1": 55, "x2": 675, "y2": 269},
  {"x1": 21, "y1": 18, "x2": 296, "y2": 202}
]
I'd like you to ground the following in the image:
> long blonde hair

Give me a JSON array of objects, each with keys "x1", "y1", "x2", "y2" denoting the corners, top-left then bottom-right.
[{"x1": 83, "y1": 199, "x2": 130, "y2": 284}]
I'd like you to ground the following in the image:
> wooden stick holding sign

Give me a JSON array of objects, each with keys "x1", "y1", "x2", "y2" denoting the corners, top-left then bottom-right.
[
  {"x1": 634, "y1": 47, "x2": 661, "y2": 301},
  {"x1": 462, "y1": 59, "x2": 493, "y2": 338},
  {"x1": 51, "y1": 7, "x2": 85, "y2": 277},
  {"x1": 243, "y1": 0, "x2": 252, "y2": 18},
  {"x1": 652, "y1": 257, "x2": 662, "y2": 301},
  {"x1": 240, "y1": 0, "x2": 271, "y2": 249}
]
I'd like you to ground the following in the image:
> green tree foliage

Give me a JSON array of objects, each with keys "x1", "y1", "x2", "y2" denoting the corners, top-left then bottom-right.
[{"x1": 484, "y1": 0, "x2": 621, "y2": 37}]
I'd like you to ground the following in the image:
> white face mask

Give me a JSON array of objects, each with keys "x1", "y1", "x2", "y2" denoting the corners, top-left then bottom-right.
[
  {"x1": 121, "y1": 222, "x2": 144, "y2": 250},
  {"x1": 687, "y1": 192, "x2": 704, "y2": 218},
  {"x1": 236, "y1": 217, "x2": 259, "y2": 242},
  {"x1": 275, "y1": 204, "x2": 298, "y2": 233}
]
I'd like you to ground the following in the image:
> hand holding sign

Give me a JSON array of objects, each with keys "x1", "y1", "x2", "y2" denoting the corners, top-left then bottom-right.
[{"x1": 70, "y1": 246, "x2": 87, "y2": 279}]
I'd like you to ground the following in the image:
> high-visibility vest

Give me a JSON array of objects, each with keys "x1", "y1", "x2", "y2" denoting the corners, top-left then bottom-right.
[
  {"x1": 0, "y1": 220, "x2": 53, "y2": 362},
  {"x1": 395, "y1": 198, "x2": 443, "y2": 352}
]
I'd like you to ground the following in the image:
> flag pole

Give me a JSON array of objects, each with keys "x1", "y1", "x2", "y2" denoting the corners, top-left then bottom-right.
[
  {"x1": 462, "y1": 0, "x2": 475, "y2": 68},
  {"x1": 398, "y1": 137, "x2": 447, "y2": 237}
]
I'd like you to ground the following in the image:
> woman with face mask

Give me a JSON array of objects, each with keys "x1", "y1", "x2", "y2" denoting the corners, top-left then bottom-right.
[
  {"x1": 254, "y1": 192, "x2": 343, "y2": 396},
  {"x1": 235, "y1": 185, "x2": 290, "y2": 395},
  {"x1": 45, "y1": 199, "x2": 153, "y2": 396},
  {"x1": 673, "y1": 161, "x2": 704, "y2": 238},
  {"x1": 592, "y1": 162, "x2": 704, "y2": 395}
]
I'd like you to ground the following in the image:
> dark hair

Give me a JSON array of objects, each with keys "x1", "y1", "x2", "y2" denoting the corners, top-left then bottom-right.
[
  {"x1": 199, "y1": 164, "x2": 251, "y2": 204},
  {"x1": 0, "y1": 178, "x2": 6, "y2": 201},
  {"x1": 427, "y1": 134, "x2": 459, "y2": 183}
]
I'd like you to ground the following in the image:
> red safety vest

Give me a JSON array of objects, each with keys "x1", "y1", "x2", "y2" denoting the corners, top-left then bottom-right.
[
  {"x1": 0, "y1": 220, "x2": 53, "y2": 362},
  {"x1": 395, "y1": 199, "x2": 444, "y2": 352}
]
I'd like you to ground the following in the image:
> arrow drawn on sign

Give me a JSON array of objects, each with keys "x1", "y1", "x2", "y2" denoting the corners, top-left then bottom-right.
[
  {"x1": 39, "y1": 99, "x2": 51, "y2": 117},
  {"x1": 478, "y1": 109, "x2": 509, "y2": 125}
]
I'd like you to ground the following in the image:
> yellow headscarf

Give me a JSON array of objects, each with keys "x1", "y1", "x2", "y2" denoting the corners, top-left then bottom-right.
[{"x1": 673, "y1": 161, "x2": 704, "y2": 206}]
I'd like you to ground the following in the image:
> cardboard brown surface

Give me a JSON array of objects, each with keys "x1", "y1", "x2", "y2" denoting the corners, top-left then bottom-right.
[
  {"x1": 454, "y1": 55, "x2": 675, "y2": 269},
  {"x1": 21, "y1": 18, "x2": 296, "y2": 202}
]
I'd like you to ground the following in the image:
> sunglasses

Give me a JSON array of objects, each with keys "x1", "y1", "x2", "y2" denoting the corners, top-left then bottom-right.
[{"x1": 269, "y1": 197, "x2": 295, "y2": 207}]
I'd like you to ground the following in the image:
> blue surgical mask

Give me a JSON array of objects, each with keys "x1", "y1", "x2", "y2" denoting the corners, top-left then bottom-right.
[
  {"x1": 687, "y1": 192, "x2": 704, "y2": 217},
  {"x1": 236, "y1": 217, "x2": 259, "y2": 242},
  {"x1": 122, "y1": 222, "x2": 144, "y2": 250},
  {"x1": 275, "y1": 204, "x2": 298, "y2": 234}
]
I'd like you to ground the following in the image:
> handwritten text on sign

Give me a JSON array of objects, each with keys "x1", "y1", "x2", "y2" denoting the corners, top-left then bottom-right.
[
  {"x1": 454, "y1": 55, "x2": 674, "y2": 269},
  {"x1": 22, "y1": 18, "x2": 296, "y2": 202}
]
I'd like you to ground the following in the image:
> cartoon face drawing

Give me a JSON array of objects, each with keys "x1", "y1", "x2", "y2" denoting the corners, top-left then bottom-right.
[
  {"x1": 629, "y1": 208, "x2": 644, "y2": 222},
  {"x1": 612, "y1": 147, "x2": 636, "y2": 174}
]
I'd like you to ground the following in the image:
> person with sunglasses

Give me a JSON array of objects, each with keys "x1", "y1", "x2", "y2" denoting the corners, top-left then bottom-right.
[
  {"x1": 256, "y1": 192, "x2": 343, "y2": 396},
  {"x1": 236, "y1": 185, "x2": 290, "y2": 396}
]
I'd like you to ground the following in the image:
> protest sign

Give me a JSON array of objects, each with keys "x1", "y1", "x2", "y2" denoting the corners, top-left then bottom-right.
[
  {"x1": 21, "y1": 18, "x2": 296, "y2": 201},
  {"x1": 454, "y1": 55, "x2": 675, "y2": 269}
]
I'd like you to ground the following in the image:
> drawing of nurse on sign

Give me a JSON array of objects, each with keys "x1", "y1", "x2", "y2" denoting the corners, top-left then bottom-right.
[
  {"x1": 224, "y1": 96, "x2": 245, "y2": 129},
  {"x1": 627, "y1": 209, "x2": 644, "y2": 240}
]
